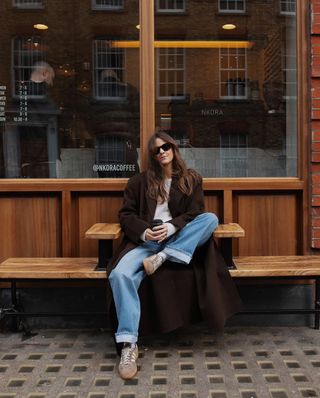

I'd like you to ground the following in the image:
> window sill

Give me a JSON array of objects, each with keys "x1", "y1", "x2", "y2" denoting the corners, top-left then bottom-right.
[
  {"x1": 156, "y1": 11, "x2": 188, "y2": 16},
  {"x1": 215, "y1": 11, "x2": 248, "y2": 16},
  {"x1": 91, "y1": 8, "x2": 125, "y2": 13},
  {"x1": 12, "y1": 5, "x2": 45, "y2": 10}
]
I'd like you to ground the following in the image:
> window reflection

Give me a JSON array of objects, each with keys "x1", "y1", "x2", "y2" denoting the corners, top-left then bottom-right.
[
  {"x1": 157, "y1": 48, "x2": 185, "y2": 99},
  {"x1": 92, "y1": 0, "x2": 124, "y2": 10},
  {"x1": 155, "y1": 0, "x2": 297, "y2": 177},
  {"x1": 156, "y1": 0, "x2": 185, "y2": 13},
  {"x1": 93, "y1": 41, "x2": 127, "y2": 99},
  {"x1": 13, "y1": 0, "x2": 43, "y2": 9},
  {"x1": 218, "y1": 0, "x2": 246, "y2": 13},
  {"x1": 0, "y1": 0, "x2": 140, "y2": 179},
  {"x1": 13, "y1": 37, "x2": 47, "y2": 98}
]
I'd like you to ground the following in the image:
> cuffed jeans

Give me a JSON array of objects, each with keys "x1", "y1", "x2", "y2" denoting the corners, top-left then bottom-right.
[{"x1": 108, "y1": 212, "x2": 219, "y2": 344}]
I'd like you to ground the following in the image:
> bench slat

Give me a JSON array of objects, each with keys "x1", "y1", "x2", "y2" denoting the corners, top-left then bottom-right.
[
  {"x1": 214, "y1": 223, "x2": 245, "y2": 238},
  {"x1": 2, "y1": 256, "x2": 320, "y2": 279},
  {"x1": 0, "y1": 258, "x2": 106, "y2": 279},
  {"x1": 85, "y1": 222, "x2": 245, "y2": 240},
  {"x1": 85, "y1": 223, "x2": 122, "y2": 240},
  {"x1": 232, "y1": 256, "x2": 320, "y2": 277}
]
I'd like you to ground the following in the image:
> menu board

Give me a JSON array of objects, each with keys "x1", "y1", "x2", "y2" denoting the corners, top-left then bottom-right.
[
  {"x1": 0, "y1": 85, "x2": 6, "y2": 123},
  {"x1": 14, "y1": 82, "x2": 28, "y2": 122},
  {"x1": 0, "y1": 83, "x2": 28, "y2": 123}
]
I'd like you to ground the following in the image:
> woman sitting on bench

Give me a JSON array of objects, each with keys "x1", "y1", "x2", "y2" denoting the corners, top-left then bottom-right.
[{"x1": 108, "y1": 130, "x2": 242, "y2": 379}]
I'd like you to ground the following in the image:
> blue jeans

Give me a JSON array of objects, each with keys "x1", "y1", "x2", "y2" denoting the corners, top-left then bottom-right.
[{"x1": 108, "y1": 212, "x2": 219, "y2": 344}]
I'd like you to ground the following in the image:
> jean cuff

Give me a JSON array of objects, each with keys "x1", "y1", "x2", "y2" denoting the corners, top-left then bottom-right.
[
  {"x1": 115, "y1": 333, "x2": 138, "y2": 344},
  {"x1": 163, "y1": 247, "x2": 192, "y2": 264}
]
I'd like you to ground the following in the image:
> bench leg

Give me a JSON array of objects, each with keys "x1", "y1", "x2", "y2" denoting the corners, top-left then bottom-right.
[
  {"x1": 220, "y1": 238, "x2": 236, "y2": 269},
  {"x1": 0, "y1": 281, "x2": 36, "y2": 338},
  {"x1": 96, "y1": 240, "x2": 113, "y2": 271},
  {"x1": 315, "y1": 278, "x2": 320, "y2": 330},
  {"x1": 0, "y1": 282, "x2": 19, "y2": 332}
]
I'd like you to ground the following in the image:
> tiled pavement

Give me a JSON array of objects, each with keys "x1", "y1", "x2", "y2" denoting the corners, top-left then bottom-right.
[{"x1": 0, "y1": 326, "x2": 320, "y2": 398}]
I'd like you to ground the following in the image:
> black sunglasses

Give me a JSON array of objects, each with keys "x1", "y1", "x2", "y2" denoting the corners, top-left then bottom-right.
[{"x1": 153, "y1": 142, "x2": 172, "y2": 155}]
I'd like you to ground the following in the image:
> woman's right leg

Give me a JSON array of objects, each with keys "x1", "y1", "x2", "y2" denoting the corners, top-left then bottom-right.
[{"x1": 108, "y1": 244, "x2": 156, "y2": 344}]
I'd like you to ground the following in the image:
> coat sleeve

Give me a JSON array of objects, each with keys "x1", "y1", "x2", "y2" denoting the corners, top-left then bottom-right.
[
  {"x1": 168, "y1": 176, "x2": 205, "y2": 230},
  {"x1": 119, "y1": 174, "x2": 151, "y2": 244}
]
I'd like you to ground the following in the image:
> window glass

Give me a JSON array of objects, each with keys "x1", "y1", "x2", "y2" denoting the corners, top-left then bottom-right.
[
  {"x1": 155, "y1": 0, "x2": 297, "y2": 177},
  {"x1": 219, "y1": 0, "x2": 246, "y2": 13},
  {"x1": 92, "y1": 0, "x2": 124, "y2": 10},
  {"x1": 0, "y1": 1, "x2": 140, "y2": 178},
  {"x1": 13, "y1": 0, "x2": 43, "y2": 8},
  {"x1": 156, "y1": 0, "x2": 185, "y2": 13},
  {"x1": 280, "y1": 0, "x2": 296, "y2": 15}
]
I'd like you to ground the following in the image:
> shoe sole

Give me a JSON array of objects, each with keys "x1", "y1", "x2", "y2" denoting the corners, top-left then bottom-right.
[
  {"x1": 119, "y1": 367, "x2": 137, "y2": 380},
  {"x1": 143, "y1": 258, "x2": 154, "y2": 275}
]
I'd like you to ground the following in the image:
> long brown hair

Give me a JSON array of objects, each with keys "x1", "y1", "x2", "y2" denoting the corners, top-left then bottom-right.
[{"x1": 146, "y1": 131, "x2": 201, "y2": 202}]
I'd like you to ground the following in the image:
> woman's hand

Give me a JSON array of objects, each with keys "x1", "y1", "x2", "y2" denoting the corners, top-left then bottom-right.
[{"x1": 145, "y1": 224, "x2": 168, "y2": 243}]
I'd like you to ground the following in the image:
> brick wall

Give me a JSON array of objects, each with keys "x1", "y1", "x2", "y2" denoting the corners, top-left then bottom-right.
[{"x1": 312, "y1": 0, "x2": 320, "y2": 249}]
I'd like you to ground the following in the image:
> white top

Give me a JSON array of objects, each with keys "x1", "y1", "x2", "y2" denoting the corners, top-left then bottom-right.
[{"x1": 141, "y1": 178, "x2": 178, "y2": 241}]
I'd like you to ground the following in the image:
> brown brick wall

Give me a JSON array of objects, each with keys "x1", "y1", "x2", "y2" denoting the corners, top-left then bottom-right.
[{"x1": 311, "y1": 0, "x2": 320, "y2": 249}]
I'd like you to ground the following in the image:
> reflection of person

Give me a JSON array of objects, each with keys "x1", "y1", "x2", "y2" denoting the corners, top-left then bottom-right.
[
  {"x1": 108, "y1": 130, "x2": 242, "y2": 380},
  {"x1": 30, "y1": 61, "x2": 55, "y2": 85},
  {"x1": 100, "y1": 69, "x2": 126, "y2": 97}
]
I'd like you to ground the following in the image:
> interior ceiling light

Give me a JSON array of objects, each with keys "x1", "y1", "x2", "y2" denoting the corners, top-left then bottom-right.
[
  {"x1": 34, "y1": 24, "x2": 48, "y2": 30},
  {"x1": 136, "y1": 24, "x2": 140, "y2": 29},
  {"x1": 222, "y1": 24, "x2": 236, "y2": 30},
  {"x1": 109, "y1": 40, "x2": 253, "y2": 49}
]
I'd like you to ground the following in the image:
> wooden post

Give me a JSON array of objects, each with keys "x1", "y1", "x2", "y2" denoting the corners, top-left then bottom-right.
[{"x1": 140, "y1": 0, "x2": 155, "y2": 171}]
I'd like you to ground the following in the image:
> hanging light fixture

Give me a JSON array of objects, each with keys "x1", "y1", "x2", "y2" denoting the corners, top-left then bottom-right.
[
  {"x1": 222, "y1": 24, "x2": 236, "y2": 30},
  {"x1": 33, "y1": 23, "x2": 48, "y2": 30}
]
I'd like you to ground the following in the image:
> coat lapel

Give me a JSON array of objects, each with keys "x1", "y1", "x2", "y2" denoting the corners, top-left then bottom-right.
[
  {"x1": 168, "y1": 176, "x2": 182, "y2": 214},
  {"x1": 142, "y1": 175, "x2": 157, "y2": 222}
]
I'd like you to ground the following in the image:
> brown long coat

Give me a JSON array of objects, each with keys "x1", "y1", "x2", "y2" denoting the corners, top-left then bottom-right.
[{"x1": 106, "y1": 171, "x2": 242, "y2": 335}]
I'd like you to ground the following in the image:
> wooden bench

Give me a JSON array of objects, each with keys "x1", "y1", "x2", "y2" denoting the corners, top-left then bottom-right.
[
  {"x1": 84, "y1": 224, "x2": 320, "y2": 329},
  {"x1": 85, "y1": 222, "x2": 245, "y2": 270},
  {"x1": 0, "y1": 223, "x2": 243, "y2": 331},
  {"x1": 230, "y1": 256, "x2": 320, "y2": 329},
  {"x1": 0, "y1": 258, "x2": 107, "y2": 331},
  {"x1": 1, "y1": 224, "x2": 320, "y2": 330}
]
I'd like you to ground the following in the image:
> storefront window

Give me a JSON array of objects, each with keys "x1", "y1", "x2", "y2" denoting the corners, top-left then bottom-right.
[
  {"x1": 0, "y1": 1, "x2": 140, "y2": 178},
  {"x1": 155, "y1": 0, "x2": 297, "y2": 177}
]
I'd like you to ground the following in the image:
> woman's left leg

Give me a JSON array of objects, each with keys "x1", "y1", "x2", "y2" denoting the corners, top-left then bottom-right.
[{"x1": 163, "y1": 212, "x2": 218, "y2": 264}]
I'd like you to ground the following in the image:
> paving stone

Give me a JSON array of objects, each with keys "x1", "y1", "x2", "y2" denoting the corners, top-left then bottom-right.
[{"x1": 0, "y1": 326, "x2": 320, "y2": 398}]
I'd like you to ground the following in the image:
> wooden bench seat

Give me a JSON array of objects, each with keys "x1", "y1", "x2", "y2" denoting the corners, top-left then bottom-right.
[
  {"x1": 231, "y1": 256, "x2": 320, "y2": 277},
  {"x1": 0, "y1": 258, "x2": 105, "y2": 279},
  {"x1": 85, "y1": 222, "x2": 245, "y2": 239},
  {"x1": 1, "y1": 224, "x2": 320, "y2": 330},
  {"x1": 85, "y1": 222, "x2": 245, "y2": 269}
]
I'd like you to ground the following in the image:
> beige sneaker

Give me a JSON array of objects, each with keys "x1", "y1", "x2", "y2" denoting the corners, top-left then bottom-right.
[
  {"x1": 143, "y1": 253, "x2": 165, "y2": 275},
  {"x1": 118, "y1": 343, "x2": 138, "y2": 379}
]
